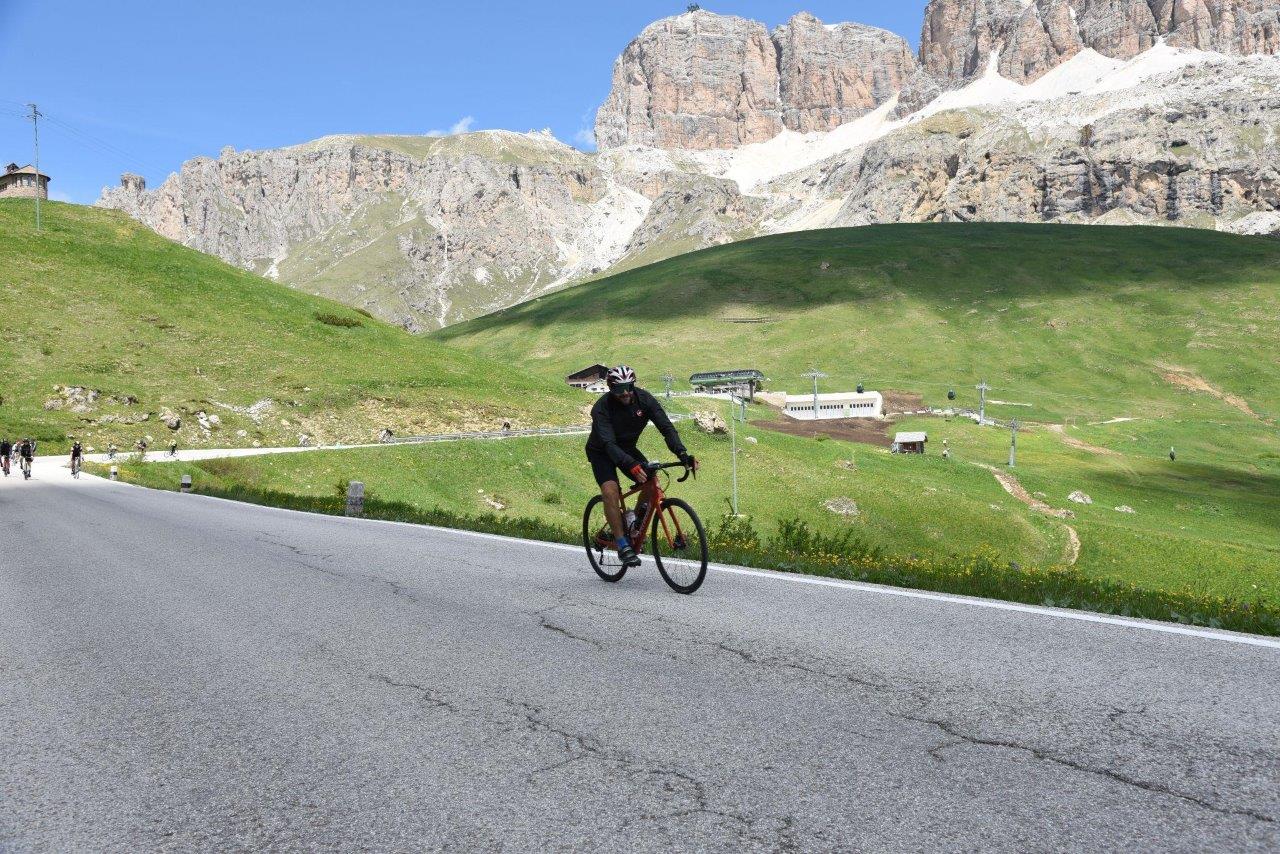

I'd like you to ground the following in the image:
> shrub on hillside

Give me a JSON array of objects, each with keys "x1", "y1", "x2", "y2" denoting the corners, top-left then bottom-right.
[{"x1": 315, "y1": 312, "x2": 363, "y2": 328}]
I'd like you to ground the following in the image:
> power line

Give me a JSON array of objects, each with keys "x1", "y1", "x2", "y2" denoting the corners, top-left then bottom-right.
[
  {"x1": 1, "y1": 99, "x2": 169, "y2": 178},
  {"x1": 41, "y1": 113, "x2": 166, "y2": 176}
]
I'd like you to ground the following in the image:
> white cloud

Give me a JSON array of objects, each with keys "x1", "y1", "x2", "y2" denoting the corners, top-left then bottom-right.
[
  {"x1": 573, "y1": 126, "x2": 597, "y2": 150},
  {"x1": 48, "y1": 190, "x2": 77, "y2": 203},
  {"x1": 425, "y1": 116, "x2": 476, "y2": 137}
]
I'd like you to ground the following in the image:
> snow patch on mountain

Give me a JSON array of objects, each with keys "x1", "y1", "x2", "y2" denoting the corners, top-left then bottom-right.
[{"x1": 667, "y1": 41, "x2": 1247, "y2": 197}]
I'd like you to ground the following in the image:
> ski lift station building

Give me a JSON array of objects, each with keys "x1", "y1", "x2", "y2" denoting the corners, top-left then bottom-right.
[
  {"x1": 689, "y1": 369, "x2": 765, "y2": 400},
  {"x1": 782, "y1": 390, "x2": 883, "y2": 421}
]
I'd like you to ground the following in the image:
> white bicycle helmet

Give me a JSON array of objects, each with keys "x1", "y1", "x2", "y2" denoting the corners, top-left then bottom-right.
[{"x1": 606, "y1": 365, "x2": 637, "y2": 388}]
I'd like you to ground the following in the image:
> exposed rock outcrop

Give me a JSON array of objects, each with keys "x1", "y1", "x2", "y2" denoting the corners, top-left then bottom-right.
[
  {"x1": 780, "y1": 57, "x2": 1280, "y2": 235},
  {"x1": 595, "y1": 11, "x2": 784, "y2": 150},
  {"x1": 99, "y1": 130, "x2": 762, "y2": 330},
  {"x1": 920, "y1": 0, "x2": 1280, "y2": 85},
  {"x1": 595, "y1": 10, "x2": 917, "y2": 150},
  {"x1": 775, "y1": 13, "x2": 918, "y2": 134}
]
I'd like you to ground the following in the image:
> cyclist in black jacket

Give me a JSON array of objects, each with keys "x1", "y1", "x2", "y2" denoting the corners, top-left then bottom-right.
[{"x1": 586, "y1": 365, "x2": 696, "y2": 567}]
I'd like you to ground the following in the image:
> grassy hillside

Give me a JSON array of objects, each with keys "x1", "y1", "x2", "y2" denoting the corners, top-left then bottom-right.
[
  {"x1": 0, "y1": 201, "x2": 580, "y2": 451},
  {"x1": 74, "y1": 217, "x2": 1279, "y2": 627},
  {"x1": 112, "y1": 404, "x2": 1280, "y2": 608},
  {"x1": 438, "y1": 224, "x2": 1280, "y2": 425}
]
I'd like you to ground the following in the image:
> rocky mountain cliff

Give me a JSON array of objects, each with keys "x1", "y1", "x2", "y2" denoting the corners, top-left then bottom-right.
[
  {"x1": 920, "y1": 0, "x2": 1280, "y2": 84},
  {"x1": 594, "y1": 11, "x2": 916, "y2": 149},
  {"x1": 100, "y1": 5, "x2": 1280, "y2": 331},
  {"x1": 98, "y1": 131, "x2": 758, "y2": 330}
]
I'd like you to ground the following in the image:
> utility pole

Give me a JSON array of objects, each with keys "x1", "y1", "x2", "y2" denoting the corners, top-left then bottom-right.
[
  {"x1": 976, "y1": 380, "x2": 990, "y2": 425},
  {"x1": 1008, "y1": 419, "x2": 1019, "y2": 467},
  {"x1": 803, "y1": 369, "x2": 828, "y2": 421},
  {"x1": 661, "y1": 371, "x2": 674, "y2": 399},
  {"x1": 728, "y1": 394, "x2": 741, "y2": 516},
  {"x1": 27, "y1": 103, "x2": 42, "y2": 232}
]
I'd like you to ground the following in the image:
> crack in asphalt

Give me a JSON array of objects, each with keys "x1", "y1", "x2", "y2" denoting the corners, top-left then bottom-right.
[
  {"x1": 367, "y1": 673, "x2": 459, "y2": 713},
  {"x1": 537, "y1": 616, "x2": 605, "y2": 650},
  {"x1": 254, "y1": 533, "x2": 343, "y2": 578},
  {"x1": 712, "y1": 638, "x2": 895, "y2": 695},
  {"x1": 506, "y1": 698, "x2": 806, "y2": 849},
  {"x1": 554, "y1": 618, "x2": 1278, "y2": 829},
  {"x1": 529, "y1": 596, "x2": 608, "y2": 651},
  {"x1": 256, "y1": 532, "x2": 420, "y2": 604},
  {"x1": 364, "y1": 575, "x2": 420, "y2": 604},
  {"x1": 904, "y1": 714, "x2": 1276, "y2": 825}
]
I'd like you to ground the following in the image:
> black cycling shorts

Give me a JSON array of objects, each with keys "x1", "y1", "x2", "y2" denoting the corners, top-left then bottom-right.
[{"x1": 586, "y1": 445, "x2": 648, "y2": 487}]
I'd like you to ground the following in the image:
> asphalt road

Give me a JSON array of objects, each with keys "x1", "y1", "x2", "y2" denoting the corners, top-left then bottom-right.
[{"x1": 2, "y1": 460, "x2": 1278, "y2": 852}]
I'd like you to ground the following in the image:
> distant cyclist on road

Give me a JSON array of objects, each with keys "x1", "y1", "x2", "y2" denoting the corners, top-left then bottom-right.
[
  {"x1": 18, "y1": 438, "x2": 34, "y2": 480},
  {"x1": 585, "y1": 365, "x2": 696, "y2": 568},
  {"x1": 70, "y1": 441, "x2": 84, "y2": 478},
  {"x1": 0, "y1": 439, "x2": 10, "y2": 477}
]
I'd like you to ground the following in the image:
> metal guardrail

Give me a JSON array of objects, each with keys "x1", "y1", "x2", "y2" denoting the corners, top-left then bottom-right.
[
  {"x1": 383, "y1": 425, "x2": 589, "y2": 445},
  {"x1": 383, "y1": 414, "x2": 689, "y2": 446}
]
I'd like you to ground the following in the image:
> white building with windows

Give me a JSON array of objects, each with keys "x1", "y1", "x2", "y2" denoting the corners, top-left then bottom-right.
[{"x1": 782, "y1": 391, "x2": 883, "y2": 421}]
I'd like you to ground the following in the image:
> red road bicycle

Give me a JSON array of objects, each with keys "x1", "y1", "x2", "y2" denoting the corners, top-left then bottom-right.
[{"x1": 582, "y1": 460, "x2": 708, "y2": 594}]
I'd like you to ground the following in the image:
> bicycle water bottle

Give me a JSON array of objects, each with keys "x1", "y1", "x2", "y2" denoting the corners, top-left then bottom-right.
[{"x1": 624, "y1": 510, "x2": 637, "y2": 531}]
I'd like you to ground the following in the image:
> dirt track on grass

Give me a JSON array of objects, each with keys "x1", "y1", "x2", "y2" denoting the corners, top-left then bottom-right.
[
  {"x1": 976, "y1": 463, "x2": 1081, "y2": 567},
  {"x1": 1046, "y1": 424, "x2": 1121, "y2": 457},
  {"x1": 1158, "y1": 364, "x2": 1273, "y2": 424}
]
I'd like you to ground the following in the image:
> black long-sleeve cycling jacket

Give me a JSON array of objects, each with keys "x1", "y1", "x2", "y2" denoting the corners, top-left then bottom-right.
[{"x1": 585, "y1": 388, "x2": 687, "y2": 471}]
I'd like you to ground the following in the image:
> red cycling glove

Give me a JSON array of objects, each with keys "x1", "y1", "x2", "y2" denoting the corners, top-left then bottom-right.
[{"x1": 630, "y1": 464, "x2": 645, "y2": 480}]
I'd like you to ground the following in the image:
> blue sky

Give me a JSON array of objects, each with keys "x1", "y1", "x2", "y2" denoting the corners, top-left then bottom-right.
[{"x1": 0, "y1": 1, "x2": 928, "y2": 204}]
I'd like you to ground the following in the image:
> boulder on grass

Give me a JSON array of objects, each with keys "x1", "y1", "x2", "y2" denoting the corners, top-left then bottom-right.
[
  {"x1": 823, "y1": 497, "x2": 860, "y2": 518},
  {"x1": 693, "y1": 411, "x2": 728, "y2": 434}
]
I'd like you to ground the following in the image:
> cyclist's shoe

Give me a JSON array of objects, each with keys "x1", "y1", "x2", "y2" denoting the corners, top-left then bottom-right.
[{"x1": 618, "y1": 543, "x2": 642, "y2": 568}]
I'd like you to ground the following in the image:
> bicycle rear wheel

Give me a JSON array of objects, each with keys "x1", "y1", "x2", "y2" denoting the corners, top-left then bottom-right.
[
  {"x1": 650, "y1": 498, "x2": 708, "y2": 594},
  {"x1": 583, "y1": 495, "x2": 628, "y2": 583}
]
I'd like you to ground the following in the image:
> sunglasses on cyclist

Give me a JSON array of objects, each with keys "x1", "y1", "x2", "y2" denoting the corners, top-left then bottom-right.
[{"x1": 611, "y1": 382, "x2": 635, "y2": 395}]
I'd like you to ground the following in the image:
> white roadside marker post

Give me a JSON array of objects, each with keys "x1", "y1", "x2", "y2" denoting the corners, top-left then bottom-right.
[
  {"x1": 346, "y1": 481, "x2": 365, "y2": 517},
  {"x1": 181, "y1": 474, "x2": 192, "y2": 493},
  {"x1": 110, "y1": 466, "x2": 118, "y2": 481}
]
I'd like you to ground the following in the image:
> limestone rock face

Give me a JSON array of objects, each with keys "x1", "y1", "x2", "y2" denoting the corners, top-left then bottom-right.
[
  {"x1": 774, "y1": 13, "x2": 918, "y2": 134},
  {"x1": 100, "y1": 133, "x2": 648, "y2": 330},
  {"x1": 595, "y1": 10, "x2": 918, "y2": 149},
  {"x1": 778, "y1": 57, "x2": 1280, "y2": 236},
  {"x1": 594, "y1": 11, "x2": 785, "y2": 151},
  {"x1": 920, "y1": 0, "x2": 1280, "y2": 84},
  {"x1": 97, "y1": 131, "x2": 759, "y2": 331}
]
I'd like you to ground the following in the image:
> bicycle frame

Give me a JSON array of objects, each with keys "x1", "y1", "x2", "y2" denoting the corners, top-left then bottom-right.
[{"x1": 619, "y1": 468, "x2": 688, "y2": 555}]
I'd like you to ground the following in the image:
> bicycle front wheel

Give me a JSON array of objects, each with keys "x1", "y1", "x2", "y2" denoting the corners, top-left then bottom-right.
[
  {"x1": 650, "y1": 498, "x2": 708, "y2": 594},
  {"x1": 583, "y1": 495, "x2": 628, "y2": 583}
]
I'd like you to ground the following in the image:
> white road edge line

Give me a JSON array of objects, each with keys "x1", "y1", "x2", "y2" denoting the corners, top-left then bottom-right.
[{"x1": 88, "y1": 473, "x2": 1280, "y2": 651}]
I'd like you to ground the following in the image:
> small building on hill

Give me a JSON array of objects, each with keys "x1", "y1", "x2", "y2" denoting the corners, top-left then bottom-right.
[
  {"x1": 893, "y1": 431, "x2": 928, "y2": 454},
  {"x1": 783, "y1": 391, "x2": 883, "y2": 421},
  {"x1": 689, "y1": 369, "x2": 765, "y2": 400},
  {"x1": 566, "y1": 364, "x2": 608, "y2": 390},
  {"x1": 0, "y1": 163, "x2": 50, "y2": 200}
]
